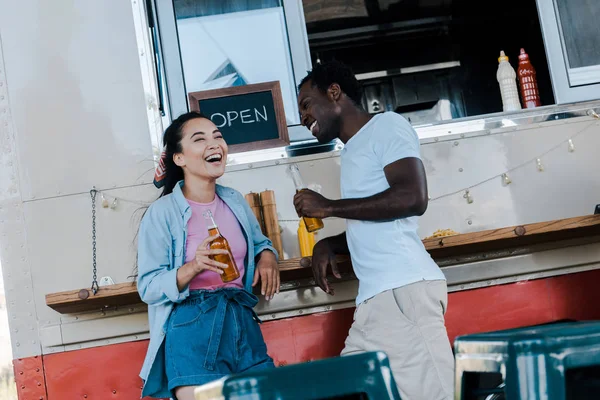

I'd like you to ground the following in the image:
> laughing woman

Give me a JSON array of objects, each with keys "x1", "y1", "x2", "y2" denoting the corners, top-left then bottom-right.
[{"x1": 137, "y1": 112, "x2": 279, "y2": 400}]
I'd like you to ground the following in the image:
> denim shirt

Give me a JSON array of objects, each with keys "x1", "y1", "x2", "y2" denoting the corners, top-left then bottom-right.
[{"x1": 137, "y1": 181, "x2": 277, "y2": 398}]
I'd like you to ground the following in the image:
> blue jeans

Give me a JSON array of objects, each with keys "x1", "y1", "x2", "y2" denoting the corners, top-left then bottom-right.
[{"x1": 165, "y1": 288, "x2": 274, "y2": 393}]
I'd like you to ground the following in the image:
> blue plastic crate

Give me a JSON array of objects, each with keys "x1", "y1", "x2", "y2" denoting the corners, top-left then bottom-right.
[
  {"x1": 454, "y1": 321, "x2": 600, "y2": 399},
  {"x1": 222, "y1": 351, "x2": 402, "y2": 400}
]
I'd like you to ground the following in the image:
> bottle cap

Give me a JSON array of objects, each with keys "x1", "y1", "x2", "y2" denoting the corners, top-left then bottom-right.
[
  {"x1": 202, "y1": 210, "x2": 217, "y2": 229},
  {"x1": 498, "y1": 50, "x2": 509, "y2": 63},
  {"x1": 518, "y1": 48, "x2": 529, "y2": 62}
]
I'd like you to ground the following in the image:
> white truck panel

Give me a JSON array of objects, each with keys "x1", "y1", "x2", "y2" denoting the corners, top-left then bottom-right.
[
  {"x1": 0, "y1": 0, "x2": 154, "y2": 202},
  {"x1": 1, "y1": 0, "x2": 600, "y2": 359}
]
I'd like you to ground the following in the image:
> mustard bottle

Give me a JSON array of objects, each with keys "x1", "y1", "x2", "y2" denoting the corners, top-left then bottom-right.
[{"x1": 297, "y1": 219, "x2": 316, "y2": 257}]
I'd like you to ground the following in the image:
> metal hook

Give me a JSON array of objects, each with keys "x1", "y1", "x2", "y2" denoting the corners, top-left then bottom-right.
[{"x1": 91, "y1": 280, "x2": 99, "y2": 295}]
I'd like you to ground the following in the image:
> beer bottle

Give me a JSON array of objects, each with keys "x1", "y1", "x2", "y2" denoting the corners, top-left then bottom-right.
[
  {"x1": 288, "y1": 164, "x2": 324, "y2": 232},
  {"x1": 202, "y1": 210, "x2": 240, "y2": 283},
  {"x1": 297, "y1": 219, "x2": 316, "y2": 257}
]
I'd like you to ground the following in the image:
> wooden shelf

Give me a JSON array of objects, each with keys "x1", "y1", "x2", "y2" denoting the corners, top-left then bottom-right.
[
  {"x1": 46, "y1": 214, "x2": 600, "y2": 314},
  {"x1": 422, "y1": 214, "x2": 600, "y2": 259},
  {"x1": 46, "y1": 282, "x2": 139, "y2": 314}
]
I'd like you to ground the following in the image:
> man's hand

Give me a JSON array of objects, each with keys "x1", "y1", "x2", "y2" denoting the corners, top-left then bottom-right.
[
  {"x1": 253, "y1": 250, "x2": 280, "y2": 301},
  {"x1": 294, "y1": 189, "x2": 333, "y2": 219},
  {"x1": 311, "y1": 239, "x2": 342, "y2": 295}
]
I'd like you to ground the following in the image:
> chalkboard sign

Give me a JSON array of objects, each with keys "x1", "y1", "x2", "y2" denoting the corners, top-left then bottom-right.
[{"x1": 188, "y1": 81, "x2": 289, "y2": 153}]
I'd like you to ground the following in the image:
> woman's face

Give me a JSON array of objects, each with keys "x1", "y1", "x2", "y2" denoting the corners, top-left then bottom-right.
[{"x1": 173, "y1": 117, "x2": 228, "y2": 181}]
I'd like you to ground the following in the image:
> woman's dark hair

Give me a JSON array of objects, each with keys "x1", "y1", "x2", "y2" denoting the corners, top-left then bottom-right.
[
  {"x1": 131, "y1": 111, "x2": 209, "y2": 280},
  {"x1": 159, "y1": 111, "x2": 210, "y2": 197}
]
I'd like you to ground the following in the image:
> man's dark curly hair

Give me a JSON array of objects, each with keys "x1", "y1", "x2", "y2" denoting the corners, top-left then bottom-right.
[{"x1": 299, "y1": 60, "x2": 363, "y2": 106}]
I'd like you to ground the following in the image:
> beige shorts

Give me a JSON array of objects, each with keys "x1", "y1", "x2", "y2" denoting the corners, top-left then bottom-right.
[{"x1": 342, "y1": 280, "x2": 455, "y2": 400}]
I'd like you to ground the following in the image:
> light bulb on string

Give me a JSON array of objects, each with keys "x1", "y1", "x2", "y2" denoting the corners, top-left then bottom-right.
[
  {"x1": 110, "y1": 198, "x2": 118, "y2": 210},
  {"x1": 587, "y1": 109, "x2": 599, "y2": 119},
  {"x1": 502, "y1": 173, "x2": 512, "y2": 185},
  {"x1": 568, "y1": 139, "x2": 575, "y2": 152},
  {"x1": 536, "y1": 158, "x2": 544, "y2": 172},
  {"x1": 463, "y1": 190, "x2": 474, "y2": 204},
  {"x1": 101, "y1": 193, "x2": 109, "y2": 208}
]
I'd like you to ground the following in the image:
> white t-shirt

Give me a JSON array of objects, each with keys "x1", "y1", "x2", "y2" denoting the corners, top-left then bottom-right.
[{"x1": 340, "y1": 112, "x2": 445, "y2": 305}]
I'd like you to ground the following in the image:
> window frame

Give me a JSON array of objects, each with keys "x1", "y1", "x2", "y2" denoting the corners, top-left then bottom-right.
[
  {"x1": 152, "y1": 0, "x2": 313, "y2": 142},
  {"x1": 536, "y1": 0, "x2": 600, "y2": 104},
  {"x1": 144, "y1": 0, "x2": 600, "y2": 156}
]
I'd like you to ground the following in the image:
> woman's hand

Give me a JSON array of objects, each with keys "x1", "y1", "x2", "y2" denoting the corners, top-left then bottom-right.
[
  {"x1": 191, "y1": 235, "x2": 230, "y2": 275},
  {"x1": 253, "y1": 250, "x2": 280, "y2": 301},
  {"x1": 176, "y1": 235, "x2": 230, "y2": 291}
]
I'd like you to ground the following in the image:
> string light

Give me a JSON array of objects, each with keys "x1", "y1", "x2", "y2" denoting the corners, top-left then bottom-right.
[
  {"x1": 536, "y1": 158, "x2": 544, "y2": 172},
  {"x1": 464, "y1": 190, "x2": 474, "y2": 204},
  {"x1": 92, "y1": 189, "x2": 151, "y2": 210},
  {"x1": 89, "y1": 110, "x2": 599, "y2": 210},
  {"x1": 101, "y1": 193, "x2": 109, "y2": 208},
  {"x1": 428, "y1": 114, "x2": 598, "y2": 203}
]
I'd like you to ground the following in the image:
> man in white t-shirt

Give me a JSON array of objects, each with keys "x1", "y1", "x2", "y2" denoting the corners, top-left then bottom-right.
[{"x1": 294, "y1": 61, "x2": 454, "y2": 400}]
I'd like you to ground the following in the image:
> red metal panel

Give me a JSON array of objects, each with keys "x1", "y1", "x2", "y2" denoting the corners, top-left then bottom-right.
[
  {"x1": 42, "y1": 341, "x2": 164, "y2": 400},
  {"x1": 19, "y1": 269, "x2": 600, "y2": 400},
  {"x1": 260, "y1": 315, "x2": 297, "y2": 366},
  {"x1": 261, "y1": 269, "x2": 600, "y2": 359},
  {"x1": 290, "y1": 308, "x2": 353, "y2": 363},
  {"x1": 546, "y1": 269, "x2": 600, "y2": 321},
  {"x1": 445, "y1": 269, "x2": 600, "y2": 343},
  {"x1": 444, "y1": 279, "x2": 556, "y2": 344},
  {"x1": 13, "y1": 356, "x2": 47, "y2": 400},
  {"x1": 261, "y1": 308, "x2": 354, "y2": 366}
]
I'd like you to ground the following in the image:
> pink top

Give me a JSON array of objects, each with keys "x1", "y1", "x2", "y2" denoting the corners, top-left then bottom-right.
[{"x1": 186, "y1": 195, "x2": 246, "y2": 290}]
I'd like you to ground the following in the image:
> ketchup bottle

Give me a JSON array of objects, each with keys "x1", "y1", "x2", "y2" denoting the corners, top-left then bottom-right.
[{"x1": 517, "y1": 48, "x2": 541, "y2": 108}]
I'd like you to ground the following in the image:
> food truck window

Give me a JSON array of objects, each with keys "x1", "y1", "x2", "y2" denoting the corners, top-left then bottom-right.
[
  {"x1": 302, "y1": 0, "x2": 558, "y2": 125},
  {"x1": 153, "y1": 0, "x2": 313, "y2": 139},
  {"x1": 149, "y1": 0, "x2": 600, "y2": 152}
]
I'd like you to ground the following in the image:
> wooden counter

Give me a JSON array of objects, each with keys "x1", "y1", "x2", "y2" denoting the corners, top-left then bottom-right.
[{"x1": 46, "y1": 214, "x2": 600, "y2": 314}]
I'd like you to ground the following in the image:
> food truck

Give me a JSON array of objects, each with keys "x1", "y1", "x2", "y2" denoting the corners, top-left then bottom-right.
[{"x1": 1, "y1": 0, "x2": 600, "y2": 398}]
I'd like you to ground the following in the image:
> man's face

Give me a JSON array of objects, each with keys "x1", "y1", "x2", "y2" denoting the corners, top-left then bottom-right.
[{"x1": 298, "y1": 80, "x2": 342, "y2": 143}]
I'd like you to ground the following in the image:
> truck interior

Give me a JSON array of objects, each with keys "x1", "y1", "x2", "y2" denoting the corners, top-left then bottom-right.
[{"x1": 303, "y1": 0, "x2": 555, "y2": 124}]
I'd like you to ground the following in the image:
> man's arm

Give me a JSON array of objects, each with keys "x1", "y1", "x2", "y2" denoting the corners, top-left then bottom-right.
[
  {"x1": 323, "y1": 231, "x2": 350, "y2": 254},
  {"x1": 294, "y1": 157, "x2": 428, "y2": 221}
]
